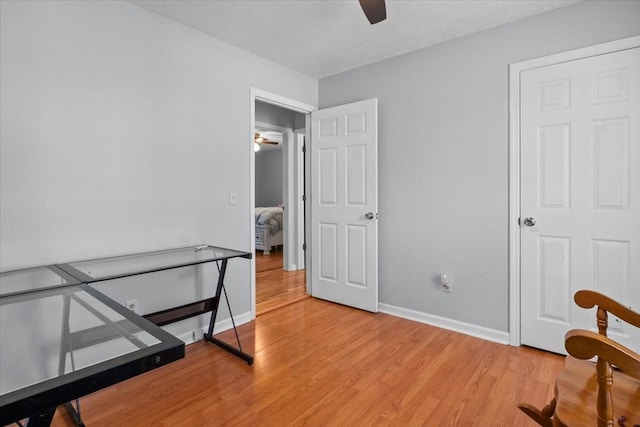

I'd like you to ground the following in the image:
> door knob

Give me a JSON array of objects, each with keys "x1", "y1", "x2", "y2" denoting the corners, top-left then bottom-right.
[
  {"x1": 365, "y1": 212, "x2": 375, "y2": 220},
  {"x1": 523, "y1": 217, "x2": 536, "y2": 227}
]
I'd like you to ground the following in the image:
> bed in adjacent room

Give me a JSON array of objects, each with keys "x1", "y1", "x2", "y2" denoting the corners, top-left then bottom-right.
[{"x1": 255, "y1": 206, "x2": 283, "y2": 255}]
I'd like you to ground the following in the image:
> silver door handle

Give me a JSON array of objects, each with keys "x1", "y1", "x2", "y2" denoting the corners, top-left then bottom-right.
[
  {"x1": 523, "y1": 217, "x2": 536, "y2": 227},
  {"x1": 365, "y1": 212, "x2": 375, "y2": 220}
]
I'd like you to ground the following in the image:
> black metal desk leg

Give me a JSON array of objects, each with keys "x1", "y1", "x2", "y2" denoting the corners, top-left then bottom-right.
[
  {"x1": 63, "y1": 401, "x2": 85, "y2": 427},
  {"x1": 24, "y1": 407, "x2": 55, "y2": 427},
  {"x1": 59, "y1": 292, "x2": 85, "y2": 427},
  {"x1": 203, "y1": 259, "x2": 254, "y2": 365}
]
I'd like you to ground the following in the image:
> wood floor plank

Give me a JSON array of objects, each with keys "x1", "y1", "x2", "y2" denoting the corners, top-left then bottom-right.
[
  {"x1": 255, "y1": 250, "x2": 309, "y2": 315},
  {"x1": 50, "y1": 298, "x2": 563, "y2": 426}
]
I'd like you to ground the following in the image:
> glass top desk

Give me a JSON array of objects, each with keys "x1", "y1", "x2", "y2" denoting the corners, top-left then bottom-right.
[
  {"x1": 0, "y1": 268, "x2": 184, "y2": 427},
  {"x1": 56, "y1": 245, "x2": 254, "y2": 364},
  {"x1": 0, "y1": 244, "x2": 252, "y2": 427}
]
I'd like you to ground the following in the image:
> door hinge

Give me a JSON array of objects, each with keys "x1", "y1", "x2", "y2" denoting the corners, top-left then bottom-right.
[
  {"x1": 302, "y1": 243, "x2": 306, "y2": 250},
  {"x1": 517, "y1": 217, "x2": 521, "y2": 226},
  {"x1": 302, "y1": 194, "x2": 306, "y2": 202},
  {"x1": 302, "y1": 145, "x2": 306, "y2": 153}
]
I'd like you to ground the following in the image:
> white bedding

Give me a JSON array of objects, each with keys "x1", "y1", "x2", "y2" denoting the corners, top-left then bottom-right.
[{"x1": 255, "y1": 206, "x2": 284, "y2": 234}]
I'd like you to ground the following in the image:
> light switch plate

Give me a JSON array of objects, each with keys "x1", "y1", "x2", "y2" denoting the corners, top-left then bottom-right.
[{"x1": 229, "y1": 190, "x2": 238, "y2": 205}]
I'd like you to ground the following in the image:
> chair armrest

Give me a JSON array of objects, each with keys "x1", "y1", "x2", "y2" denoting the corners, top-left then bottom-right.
[
  {"x1": 574, "y1": 290, "x2": 640, "y2": 328},
  {"x1": 565, "y1": 329, "x2": 640, "y2": 380}
]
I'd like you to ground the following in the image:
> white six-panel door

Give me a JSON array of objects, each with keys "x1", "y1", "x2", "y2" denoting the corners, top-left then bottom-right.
[
  {"x1": 520, "y1": 47, "x2": 640, "y2": 354},
  {"x1": 310, "y1": 99, "x2": 378, "y2": 312}
]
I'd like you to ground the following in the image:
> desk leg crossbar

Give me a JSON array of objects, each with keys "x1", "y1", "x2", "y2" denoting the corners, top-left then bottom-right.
[
  {"x1": 56, "y1": 291, "x2": 150, "y2": 427},
  {"x1": 58, "y1": 293, "x2": 86, "y2": 427},
  {"x1": 203, "y1": 259, "x2": 254, "y2": 365}
]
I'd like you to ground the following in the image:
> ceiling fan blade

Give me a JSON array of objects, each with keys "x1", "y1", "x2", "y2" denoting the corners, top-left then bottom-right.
[
  {"x1": 359, "y1": 0, "x2": 386, "y2": 25},
  {"x1": 261, "y1": 140, "x2": 279, "y2": 145}
]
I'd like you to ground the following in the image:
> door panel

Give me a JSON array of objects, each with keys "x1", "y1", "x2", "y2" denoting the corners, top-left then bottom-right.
[
  {"x1": 346, "y1": 225, "x2": 367, "y2": 287},
  {"x1": 520, "y1": 47, "x2": 639, "y2": 354},
  {"x1": 319, "y1": 223, "x2": 338, "y2": 281},
  {"x1": 311, "y1": 99, "x2": 378, "y2": 312},
  {"x1": 319, "y1": 148, "x2": 338, "y2": 205}
]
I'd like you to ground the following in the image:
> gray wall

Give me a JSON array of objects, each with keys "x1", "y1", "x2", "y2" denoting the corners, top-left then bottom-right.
[
  {"x1": 255, "y1": 150, "x2": 283, "y2": 207},
  {"x1": 254, "y1": 100, "x2": 303, "y2": 211},
  {"x1": 0, "y1": 1, "x2": 317, "y2": 337},
  {"x1": 319, "y1": 0, "x2": 640, "y2": 332},
  {"x1": 255, "y1": 100, "x2": 305, "y2": 129}
]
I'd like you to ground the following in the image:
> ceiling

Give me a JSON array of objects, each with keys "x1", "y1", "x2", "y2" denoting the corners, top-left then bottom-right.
[{"x1": 130, "y1": 0, "x2": 580, "y2": 79}]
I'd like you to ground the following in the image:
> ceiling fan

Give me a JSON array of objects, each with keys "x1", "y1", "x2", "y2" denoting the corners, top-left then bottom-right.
[
  {"x1": 359, "y1": 0, "x2": 386, "y2": 24},
  {"x1": 254, "y1": 132, "x2": 279, "y2": 151}
]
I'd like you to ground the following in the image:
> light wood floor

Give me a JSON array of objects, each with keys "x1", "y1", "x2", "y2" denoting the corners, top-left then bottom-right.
[
  {"x1": 51, "y1": 297, "x2": 563, "y2": 426},
  {"x1": 255, "y1": 248, "x2": 308, "y2": 315}
]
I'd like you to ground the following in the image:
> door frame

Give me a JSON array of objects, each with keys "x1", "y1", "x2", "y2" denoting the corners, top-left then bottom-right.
[
  {"x1": 508, "y1": 35, "x2": 640, "y2": 346},
  {"x1": 250, "y1": 88, "x2": 316, "y2": 317},
  {"x1": 293, "y1": 127, "x2": 307, "y2": 271}
]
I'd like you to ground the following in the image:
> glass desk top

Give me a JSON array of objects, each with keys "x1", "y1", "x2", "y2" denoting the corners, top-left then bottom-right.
[
  {"x1": 0, "y1": 284, "x2": 184, "y2": 425},
  {"x1": 58, "y1": 244, "x2": 251, "y2": 282},
  {"x1": 0, "y1": 266, "x2": 80, "y2": 297},
  {"x1": 0, "y1": 243, "x2": 249, "y2": 424}
]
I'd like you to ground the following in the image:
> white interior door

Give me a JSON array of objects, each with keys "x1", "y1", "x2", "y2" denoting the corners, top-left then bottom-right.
[
  {"x1": 310, "y1": 99, "x2": 378, "y2": 312},
  {"x1": 520, "y1": 47, "x2": 640, "y2": 354}
]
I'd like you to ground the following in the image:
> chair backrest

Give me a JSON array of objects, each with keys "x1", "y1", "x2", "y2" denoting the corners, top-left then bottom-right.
[
  {"x1": 566, "y1": 291, "x2": 640, "y2": 426},
  {"x1": 574, "y1": 290, "x2": 640, "y2": 335}
]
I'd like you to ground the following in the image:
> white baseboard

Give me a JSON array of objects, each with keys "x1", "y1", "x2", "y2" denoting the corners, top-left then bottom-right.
[
  {"x1": 175, "y1": 311, "x2": 253, "y2": 345},
  {"x1": 176, "y1": 306, "x2": 510, "y2": 347},
  {"x1": 379, "y1": 303, "x2": 510, "y2": 345}
]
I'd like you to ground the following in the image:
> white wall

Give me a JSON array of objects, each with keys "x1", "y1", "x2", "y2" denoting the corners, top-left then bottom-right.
[
  {"x1": 0, "y1": 1, "x2": 317, "y2": 336},
  {"x1": 319, "y1": 0, "x2": 640, "y2": 334}
]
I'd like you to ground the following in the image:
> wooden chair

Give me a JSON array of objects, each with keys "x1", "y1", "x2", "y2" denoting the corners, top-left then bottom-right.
[{"x1": 518, "y1": 290, "x2": 640, "y2": 427}]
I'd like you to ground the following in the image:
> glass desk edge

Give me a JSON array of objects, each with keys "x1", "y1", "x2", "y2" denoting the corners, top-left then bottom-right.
[
  {"x1": 0, "y1": 283, "x2": 185, "y2": 425},
  {"x1": 0, "y1": 265, "x2": 82, "y2": 298},
  {"x1": 58, "y1": 244, "x2": 252, "y2": 283}
]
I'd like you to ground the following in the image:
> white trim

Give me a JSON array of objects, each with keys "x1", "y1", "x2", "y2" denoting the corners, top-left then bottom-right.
[
  {"x1": 283, "y1": 128, "x2": 296, "y2": 270},
  {"x1": 175, "y1": 311, "x2": 252, "y2": 345},
  {"x1": 255, "y1": 121, "x2": 289, "y2": 133},
  {"x1": 250, "y1": 88, "x2": 317, "y2": 317},
  {"x1": 253, "y1": 88, "x2": 317, "y2": 114},
  {"x1": 508, "y1": 35, "x2": 640, "y2": 347},
  {"x1": 304, "y1": 115, "x2": 312, "y2": 294},
  {"x1": 294, "y1": 129, "x2": 306, "y2": 270},
  {"x1": 250, "y1": 92, "x2": 257, "y2": 319},
  {"x1": 511, "y1": 35, "x2": 640, "y2": 74},
  {"x1": 379, "y1": 303, "x2": 510, "y2": 345},
  {"x1": 255, "y1": 121, "x2": 289, "y2": 137},
  {"x1": 508, "y1": 62, "x2": 522, "y2": 347}
]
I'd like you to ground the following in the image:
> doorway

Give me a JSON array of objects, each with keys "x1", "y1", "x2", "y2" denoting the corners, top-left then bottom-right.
[
  {"x1": 251, "y1": 89, "x2": 316, "y2": 317},
  {"x1": 250, "y1": 90, "x2": 380, "y2": 317}
]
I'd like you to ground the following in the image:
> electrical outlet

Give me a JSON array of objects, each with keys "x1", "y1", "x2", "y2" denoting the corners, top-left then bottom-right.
[
  {"x1": 191, "y1": 329, "x2": 203, "y2": 342},
  {"x1": 125, "y1": 299, "x2": 138, "y2": 313},
  {"x1": 441, "y1": 274, "x2": 451, "y2": 293}
]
